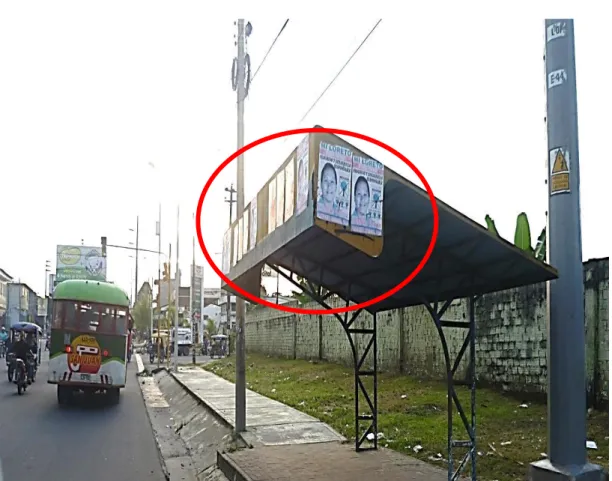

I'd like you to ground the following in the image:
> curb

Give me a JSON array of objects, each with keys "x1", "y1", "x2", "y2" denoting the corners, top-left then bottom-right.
[
  {"x1": 135, "y1": 353, "x2": 145, "y2": 375},
  {"x1": 138, "y1": 373, "x2": 198, "y2": 481},
  {"x1": 168, "y1": 370, "x2": 253, "y2": 449},
  {"x1": 216, "y1": 452, "x2": 252, "y2": 481},
  {"x1": 137, "y1": 374, "x2": 170, "y2": 481}
]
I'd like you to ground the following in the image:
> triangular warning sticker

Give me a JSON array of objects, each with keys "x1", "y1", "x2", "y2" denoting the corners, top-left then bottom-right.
[{"x1": 552, "y1": 149, "x2": 568, "y2": 173}]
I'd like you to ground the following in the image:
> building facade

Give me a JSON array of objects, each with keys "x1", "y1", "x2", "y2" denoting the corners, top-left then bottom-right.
[
  {"x1": 0, "y1": 268, "x2": 14, "y2": 327},
  {"x1": 6, "y1": 282, "x2": 37, "y2": 326}
]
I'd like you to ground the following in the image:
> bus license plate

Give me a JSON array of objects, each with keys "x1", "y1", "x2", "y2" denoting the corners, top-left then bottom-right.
[{"x1": 80, "y1": 373, "x2": 91, "y2": 381}]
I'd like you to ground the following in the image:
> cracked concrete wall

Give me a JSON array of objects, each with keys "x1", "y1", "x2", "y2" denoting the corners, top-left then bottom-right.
[{"x1": 245, "y1": 258, "x2": 609, "y2": 405}]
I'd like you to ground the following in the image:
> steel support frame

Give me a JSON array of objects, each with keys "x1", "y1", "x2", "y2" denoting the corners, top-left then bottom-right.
[
  {"x1": 269, "y1": 262, "x2": 379, "y2": 452},
  {"x1": 422, "y1": 295, "x2": 478, "y2": 481}
]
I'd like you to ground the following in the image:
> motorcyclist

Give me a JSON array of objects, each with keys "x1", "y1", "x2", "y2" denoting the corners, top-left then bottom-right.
[
  {"x1": 9, "y1": 333, "x2": 31, "y2": 381},
  {"x1": 0, "y1": 327, "x2": 8, "y2": 358}
]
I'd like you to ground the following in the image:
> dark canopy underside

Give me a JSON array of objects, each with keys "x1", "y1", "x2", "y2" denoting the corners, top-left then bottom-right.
[{"x1": 229, "y1": 178, "x2": 557, "y2": 314}]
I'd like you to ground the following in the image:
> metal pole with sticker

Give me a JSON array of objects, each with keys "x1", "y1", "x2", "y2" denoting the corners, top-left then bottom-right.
[{"x1": 530, "y1": 20, "x2": 603, "y2": 481}]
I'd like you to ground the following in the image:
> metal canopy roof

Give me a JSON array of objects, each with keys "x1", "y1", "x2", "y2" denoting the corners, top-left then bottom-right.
[{"x1": 226, "y1": 172, "x2": 558, "y2": 315}]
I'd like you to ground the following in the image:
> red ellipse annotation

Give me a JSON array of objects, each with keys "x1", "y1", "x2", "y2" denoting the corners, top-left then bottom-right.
[{"x1": 195, "y1": 127, "x2": 439, "y2": 316}]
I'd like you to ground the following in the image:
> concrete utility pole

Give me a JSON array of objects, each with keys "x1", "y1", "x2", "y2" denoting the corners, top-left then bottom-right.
[
  {"x1": 224, "y1": 184, "x2": 236, "y2": 334},
  {"x1": 173, "y1": 206, "x2": 180, "y2": 372},
  {"x1": 134, "y1": 216, "x2": 139, "y2": 302},
  {"x1": 530, "y1": 19, "x2": 602, "y2": 481},
  {"x1": 234, "y1": 18, "x2": 247, "y2": 434},
  {"x1": 157, "y1": 203, "x2": 162, "y2": 338}
]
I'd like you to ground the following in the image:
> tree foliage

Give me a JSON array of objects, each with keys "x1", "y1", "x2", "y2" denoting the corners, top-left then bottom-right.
[
  {"x1": 485, "y1": 212, "x2": 546, "y2": 261},
  {"x1": 206, "y1": 319, "x2": 217, "y2": 336},
  {"x1": 291, "y1": 276, "x2": 330, "y2": 305},
  {"x1": 132, "y1": 293, "x2": 152, "y2": 332}
]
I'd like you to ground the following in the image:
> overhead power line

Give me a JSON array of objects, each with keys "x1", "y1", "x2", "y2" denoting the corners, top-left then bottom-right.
[
  {"x1": 251, "y1": 19, "x2": 290, "y2": 82},
  {"x1": 297, "y1": 19, "x2": 382, "y2": 125}
]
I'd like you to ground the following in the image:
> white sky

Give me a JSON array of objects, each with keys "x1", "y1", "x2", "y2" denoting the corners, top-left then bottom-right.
[{"x1": 0, "y1": 3, "x2": 609, "y2": 299}]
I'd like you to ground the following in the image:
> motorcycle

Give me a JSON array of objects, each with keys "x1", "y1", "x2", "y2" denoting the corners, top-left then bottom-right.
[
  {"x1": 27, "y1": 353, "x2": 37, "y2": 383},
  {"x1": 6, "y1": 352, "x2": 15, "y2": 382},
  {"x1": 14, "y1": 358, "x2": 28, "y2": 395}
]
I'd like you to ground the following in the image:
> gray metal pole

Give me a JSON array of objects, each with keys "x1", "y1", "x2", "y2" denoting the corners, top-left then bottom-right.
[
  {"x1": 234, "y1": 18, "x2": 247, "y2": 434},
  {"x1": 225, "y1": 184, "x2": 235, "y2": 335},
  {"x1": 530, "y1": 19, "x2": 602, "y2": 481},
  {"x1": 135, "y1": 215, "x2": 139, "y2": 303}
]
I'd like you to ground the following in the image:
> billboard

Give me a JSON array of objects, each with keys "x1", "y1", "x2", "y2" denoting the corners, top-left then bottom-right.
[
  {"x1": 56, "y1": 245, "x2": 107, "y2": 282},
  {"x1": 191, "y1": 265, "x2": 203, "y2": 319}
]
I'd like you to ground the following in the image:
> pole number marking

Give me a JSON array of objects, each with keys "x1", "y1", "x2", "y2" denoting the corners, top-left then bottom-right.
[
  {"x1": 548, "y1": 69, "x2": 567, "y2": 89},
  {"x1": 547, "y1": 22, "x2": 567, "y2": 42}
]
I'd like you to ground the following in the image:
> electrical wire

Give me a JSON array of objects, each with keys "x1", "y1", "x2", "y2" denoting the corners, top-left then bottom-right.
[
  {"x1": 297, "y1": 19, "x2": 382, "y2": 125},
  {"x1": 251, "y1": 19, "x2": 290, "y2": 83}
]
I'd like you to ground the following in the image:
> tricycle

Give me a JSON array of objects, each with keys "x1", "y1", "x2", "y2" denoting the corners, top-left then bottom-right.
[
  {"x1": 6, "y1": 322, "x2": 42, "y2": 383},
  {"x1": 209, "y1": 334, "x2": 228, "y2": 359}
]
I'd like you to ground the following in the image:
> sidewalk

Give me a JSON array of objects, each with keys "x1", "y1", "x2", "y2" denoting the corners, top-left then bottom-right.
[
  {"x1": 172, "y1": 366, "x2": 345, "y2": 447},
  {"x1": 172, "y1": 366, "x2": 455, "y2": 481}
]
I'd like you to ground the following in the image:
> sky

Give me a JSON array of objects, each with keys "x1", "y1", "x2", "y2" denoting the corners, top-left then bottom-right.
[{"x1": 0, "y1": 3, "x2": 609, "y2": 299}]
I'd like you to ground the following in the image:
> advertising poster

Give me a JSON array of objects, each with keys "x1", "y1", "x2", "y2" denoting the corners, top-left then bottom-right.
[
  {"x1": 268, "y1": 180, "x2": 277, "y2": 235},
  {"x1": 242, "y1": 208, "x2": 249, "y2": 257},
  {"x1": 284, "y1": 157, "x2": 295, "y2": 221},
  {"x1": 295, "y1": 135, "x2": 309, "y2": 215},
  {"x1": 56, "y1": 245, "x2": 107, "y2": 282},
  {"x1": 350, "y1": 154, "x2": 384, "y2": 236},
  {"x1": 191, "y1": 265, "x2": 203, "y2": 316},
  {"x1": 316, "y1": 142, "x2": 352, "y2": 226},
  {"x1": 276, "y1": 169, "x2": 285, "y2": 228},
  {"x1": 232, "y1": 225, "x2": 239, "y2": 267},
  {"x1": 222, "y1": 229, "x2": 231, "y2": 274},
  {"x1": 249, "y1": 197, "x2": 258, "y2": 250},
  {"x1": 237, "y1": 217, "x2": 244, "y2": 262}
]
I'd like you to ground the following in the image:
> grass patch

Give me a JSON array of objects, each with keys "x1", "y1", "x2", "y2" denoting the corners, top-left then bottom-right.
[{"x1": 204, "y1": 354, "x2": 609, "y2": 481}]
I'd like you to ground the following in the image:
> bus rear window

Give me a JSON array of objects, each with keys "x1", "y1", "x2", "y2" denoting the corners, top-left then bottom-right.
[{"x1": 53, "y1": 300, "x2": 128, "y2": 335}]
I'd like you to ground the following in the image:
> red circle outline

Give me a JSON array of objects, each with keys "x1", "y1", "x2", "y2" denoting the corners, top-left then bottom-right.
[{"x1": 195, "y1": 127, "x2": 439, "y2": 315}]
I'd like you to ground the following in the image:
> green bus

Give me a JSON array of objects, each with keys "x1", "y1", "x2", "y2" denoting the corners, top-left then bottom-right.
[{"x1": 48, "y1": 279, "x2": 133, "y2": 405}]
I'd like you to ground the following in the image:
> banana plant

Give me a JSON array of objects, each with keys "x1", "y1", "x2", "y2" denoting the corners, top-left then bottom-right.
[{"x1": 485, "y1": 212, "x2": 546, "y2": 261}]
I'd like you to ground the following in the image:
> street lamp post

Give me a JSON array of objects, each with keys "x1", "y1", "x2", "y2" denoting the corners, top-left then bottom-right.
[{"x1": 44, "y1": 260, "x2": 51, "y2": 336}]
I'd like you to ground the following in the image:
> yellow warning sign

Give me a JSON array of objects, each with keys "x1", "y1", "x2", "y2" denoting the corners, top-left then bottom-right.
[
  {"x1": 549, "y1": 147, "x2": 571, "y2": 195},
  {"x1": 551, "y1": 173, "x2": 570, "y2": 194},
  {"x1": 550, "y1": 148, "x2": 569, "y2": 174}
]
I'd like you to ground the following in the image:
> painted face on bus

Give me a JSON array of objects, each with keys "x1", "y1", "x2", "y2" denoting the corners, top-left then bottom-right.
[
  {"x1": 320, "y1": 163, "x2": 337, "y2": 205},
  {"x1": 354, "y1": 176, "x2": 370, "y2": 217}
]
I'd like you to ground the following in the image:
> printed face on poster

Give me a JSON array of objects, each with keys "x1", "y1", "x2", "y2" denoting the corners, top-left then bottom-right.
[
  {"x1": 268, "y1": 180, "x2": 277, "y2": 235},
  {"x1": 249, "y1": 197, "x2": 257, "y2": 250},
  {"x1": 350, "y1": 154, "x2": 384, "y2": 236},
  {"x1": 276, "y1": 169, "x2": 285, "y2": 228},
  {"x1": 242, "y1": 208, "x2": 249, "y2": 257},
  {"x1": 284, "y1": 158, "x2": 295, "y2": 221},
  {"x1": 296, "y1": 135, "x2": 309, "y2": 216},
  {"x1": 237, "y1": 218, "x2": 244, "y2": 262},
  {"x1": 222, "y1": 229, "x2": 231, "y2": 273},
  {"x1": 232, "y1": 225, "x2": 239, "y2": 267},
  {"x1": 316, "y1": 142, "x2": 351, "y2": 226}
]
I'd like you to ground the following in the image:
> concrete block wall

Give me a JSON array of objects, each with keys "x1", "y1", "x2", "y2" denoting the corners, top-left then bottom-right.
[{"x1": 245, "y1": 258, "x2": 609, "y2": 405}]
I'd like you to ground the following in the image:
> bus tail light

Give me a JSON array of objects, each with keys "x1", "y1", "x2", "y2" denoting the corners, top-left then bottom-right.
[
  {"x1": 65, "y1": 345, "x2": 72, "y2": 353},
  {"x1": 103, "y1": 349, "x2": 109, "y2": 357}
]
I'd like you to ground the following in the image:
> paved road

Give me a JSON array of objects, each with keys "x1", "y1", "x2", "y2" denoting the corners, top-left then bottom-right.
[{"x1": 0, "y1": 353, "x2": 165, "y2": 481}]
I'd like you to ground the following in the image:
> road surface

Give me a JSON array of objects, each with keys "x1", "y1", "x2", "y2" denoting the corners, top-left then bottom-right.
[{"x1": 0, "y1": 353, "x2": 165, "y2": 481}]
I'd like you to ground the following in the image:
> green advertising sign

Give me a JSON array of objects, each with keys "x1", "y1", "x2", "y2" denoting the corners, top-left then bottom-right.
[{"x1": 56, "y1": 245, "x2": 107, "y2": 282}]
